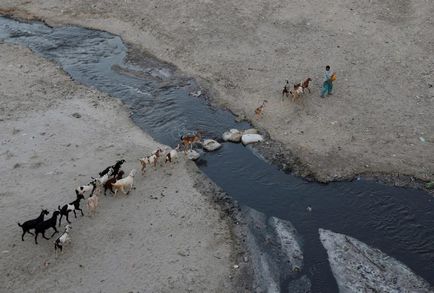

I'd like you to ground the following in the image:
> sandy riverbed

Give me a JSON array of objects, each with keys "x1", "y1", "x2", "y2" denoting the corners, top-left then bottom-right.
[
  {"x1": 0, "y1": 43, "x2": 248, "y2": 293},
  {"x1": 1, "y1": 0, "x2": 433, "y2": 183}
]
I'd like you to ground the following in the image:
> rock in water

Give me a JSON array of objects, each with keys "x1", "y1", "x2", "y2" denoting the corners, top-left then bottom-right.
[
  {"x1": 319, "y1": 229, "x2": 432, "y2": 293},
  {"x1": 242, "y1": 207, "x2": 310, "y2": 292},
  {"x1": 186, "y1": 150, "x2": 200, "y2": 160},
  {"x1": 241, "y1": 134, "x2": 264, "y2": 145},
  {"x1": 243, "y1": 128, "x2": 258, "y2": 135},
  {"x1": 202, "y1": 139, "x2": 221, "y2": 151},
  {"x1": 268, "y1": 217, "x2": 303, "y2": 272},
  {"x1": 222, "y1": 129, "x2": 242, "y2": 142}
]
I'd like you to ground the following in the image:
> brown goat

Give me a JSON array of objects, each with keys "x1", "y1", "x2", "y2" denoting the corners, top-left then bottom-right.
[{"x1": 103, "y1": 170, "x2": 125, "y2": 196}]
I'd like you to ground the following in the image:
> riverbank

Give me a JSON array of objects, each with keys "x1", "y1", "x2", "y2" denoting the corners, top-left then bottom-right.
[
  {"x1": 0, "y1": 43, "x2": 247, "y2": 292},
  {"x1": 1, "y1": 0, "x2": 433, "y2": 184}
]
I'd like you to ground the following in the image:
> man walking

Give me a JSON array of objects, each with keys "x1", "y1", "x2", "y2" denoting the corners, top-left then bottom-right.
[{"x1": 320, "y1": 65, "x2": 334, "y2": 98}]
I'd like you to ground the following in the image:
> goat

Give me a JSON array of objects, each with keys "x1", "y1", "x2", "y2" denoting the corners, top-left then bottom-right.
[
  {"x1": 165, "y1": 144, "x2": 181, "y2": 163},
  {"x1": 138, "y1": 157, "x2": 150, "y2": 175},
  {"x1": 150, "y1": 148, "x2": 164, "y2": 167},
  {"x1": 152, "y1": 148, "x2": 163, "y2": 155},
  {"x1": 255, "y1": 100, "x2": 268, "y2": 118},
  {"x1": 54, "y1": 224, "x2": 72, "y2": 255},
  {"x1": 150, "y1": 148, "x2": 163, "y2": 167},
  {"x1": 17, "y1": 209, "x2": 49, "y2": 241},
  {"x1": 58, "y1": 194, "x2": 85, "y2": 226},
  {"x1": 290, "y1": 84, "x2": 304, "y2": 104},
  {"x1": 34, "y1": 211, "x2": 60, "y2": 244},
  {"x1": 91, "y1": 167, "x2": 114, "y2": 192},
  {"x1": 111, "y1": 169, "x2": 136, "y2": 196},
  {"x1": 103, "y1": 170, "x2": 124, "y2": 195},
  {"x1": 87, "y1": 192, "x2": 99, "y2": 216},
  {"x1": 75, "y1": 178, "x2": 97, "y2": 197},
  {"x1": 301, "y1": 78, "x2": 312, "y2": 93},
  {"x1": 99, "y1": 159, "x2": 125, "y2": 178},
  {"x1": 111, "y1": 159, "x2": 126, "y2": 177},
  {"x1": 180, "y1": 132, "x2": 202, "y2": 154},
  {"x1": 139, "y1": 149, "x2": 163, "y2": 174}
]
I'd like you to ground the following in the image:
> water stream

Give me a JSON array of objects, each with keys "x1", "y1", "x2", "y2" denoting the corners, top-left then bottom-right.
[{"x1": 1, "y1": 17, "x2": 433, "y2": 292}]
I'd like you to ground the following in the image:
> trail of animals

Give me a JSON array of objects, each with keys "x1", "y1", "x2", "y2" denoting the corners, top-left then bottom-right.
[
  {"x1": 16, "y1": 129, "x2": 263, "y2": 256},
  {"x1": 16, "y1": 146, "x2": 179, "y2": 256}
]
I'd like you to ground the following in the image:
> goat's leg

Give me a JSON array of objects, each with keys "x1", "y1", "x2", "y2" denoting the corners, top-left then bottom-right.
[
  {"x1": 59, "y1": 215, "x2": 63, "y2": 226},
  {"x1": 42, "y1": 231, "x2": 50, "y2": 240},
  {"x1": 34, "y1": 233, "x2": 39, "y2": 244},
  {"x1": 21, "y1": 231, "x2": 26, "y2": 241},
  {"x1": 78, "y1": 207, "x2": 84, "y2": 216},
  {"x1": 66, "y1": 213, "x2": 71, "y2": 224},
  {"x1": 73, "y1": 210, "x2": 77, "y2": 218},
  {"x1": 50, "y1": 227, "x2": 58, "y2": 238}
]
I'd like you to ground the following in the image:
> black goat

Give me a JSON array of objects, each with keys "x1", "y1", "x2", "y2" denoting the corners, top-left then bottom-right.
[
  {"x1": 99, "y1": 159, "x2": 125, "y2": 177},
  {"x1": 34, "y1": 211, "x2": 60, "y2": 244},
  {"x1": 17, "y1": 209, "x2": 49, "y2": 241},
  {"x1": 58, "y1": 194, "x2": 85, "y2": 226}
]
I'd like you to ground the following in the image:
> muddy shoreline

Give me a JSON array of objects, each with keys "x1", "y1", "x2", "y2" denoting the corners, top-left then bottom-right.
[
  {"x1": 250, "y1": 128, "x2": 433, "y2": 194},
  {"x1": 186, "y1": 162, "x2": 255, "y2": 291}
]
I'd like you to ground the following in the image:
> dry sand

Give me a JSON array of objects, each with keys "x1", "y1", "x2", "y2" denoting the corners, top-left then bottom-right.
[
  {"x1": 1, "y1": 0, "x2": 433, "y2": 183},
  {"x1": 0, "y1": 43, "x2": 243, "y2": 293}
]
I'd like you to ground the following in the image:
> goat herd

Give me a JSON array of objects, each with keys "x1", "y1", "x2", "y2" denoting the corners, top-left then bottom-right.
[
  {"x1": 255, "y1": 77, "x2": 313, "y2": 118},
  {"x1": 17, "y1": 143, "x2": 184, "y2": 256}
]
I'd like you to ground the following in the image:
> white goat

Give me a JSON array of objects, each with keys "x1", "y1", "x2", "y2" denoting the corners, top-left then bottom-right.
[
  {"x1": 139, "y1": 149, "x2": 162, "y2": 174},
  {"x1": 138, "y1": 157, "x2": 150, "y2": 175},
  {"x1": 75, "y1": 178, "x2": 97, "y2": 197},
  {"x1": 54, "y1": 224, "x2": 72, "y2": 256},
  {"x1": 111, "y1": 169, "x2": 136, "y2": 196},
  {"x1": 92, "y1": 167, "x2": 114, "y2": 193},
  {"x1": 99, "y1": 167, "x2": 114, "y2": 185},
  {"x1": 165, "y1": 144, "x2": 181, "y2": 163},
  {"x1": 86, "y1": 192, "x2": 99, "y2": 216}
]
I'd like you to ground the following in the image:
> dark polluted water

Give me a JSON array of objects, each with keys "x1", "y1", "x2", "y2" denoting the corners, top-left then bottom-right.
[{"x1": 1, "y1": 17, "x2": 433, "y2": 292}]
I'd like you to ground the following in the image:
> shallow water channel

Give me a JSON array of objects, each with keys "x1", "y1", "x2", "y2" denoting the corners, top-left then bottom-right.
[{"x1": 1, "y1": 17, "x2": 433, "y2": 292}]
